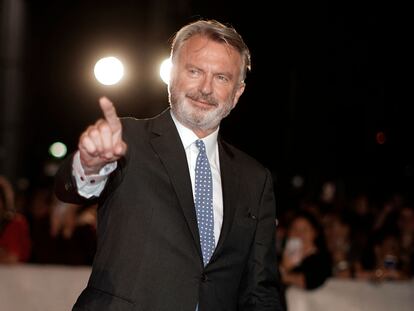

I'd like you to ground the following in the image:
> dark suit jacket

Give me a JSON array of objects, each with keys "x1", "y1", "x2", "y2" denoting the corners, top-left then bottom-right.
[{"x1": 55, "y1": 108, "x2": 283, "y2": 311}]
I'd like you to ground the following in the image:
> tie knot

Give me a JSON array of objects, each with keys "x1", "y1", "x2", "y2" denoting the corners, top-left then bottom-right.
[{"x1": 196, "y1": 139, "x2": 206, "y2": 153}]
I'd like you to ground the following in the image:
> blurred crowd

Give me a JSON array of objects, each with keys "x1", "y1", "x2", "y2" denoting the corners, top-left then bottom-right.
[
  {"x1": 1, "y1": 174, "x2": 413, "y2": 298},
  {"x1": 277, "y1": 180, "x2": 414, "y2": 295},
  {"x1": 0, "y1": 174, "x2": 96, "y2": 265}
]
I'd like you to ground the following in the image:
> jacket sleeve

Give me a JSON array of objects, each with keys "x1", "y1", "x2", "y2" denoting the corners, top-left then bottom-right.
[{"x1": 238, "y1": 169, "x2": 285, "y2": 311}]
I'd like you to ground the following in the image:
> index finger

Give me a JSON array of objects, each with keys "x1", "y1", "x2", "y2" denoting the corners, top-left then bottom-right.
[{"x1": 99, "y1": 96, "x2": 121, "y2": 131}]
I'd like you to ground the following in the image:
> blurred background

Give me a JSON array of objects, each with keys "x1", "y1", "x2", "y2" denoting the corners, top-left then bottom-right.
[{"x1": 1, "y1": 0, "x2": 410, "y2": 205}]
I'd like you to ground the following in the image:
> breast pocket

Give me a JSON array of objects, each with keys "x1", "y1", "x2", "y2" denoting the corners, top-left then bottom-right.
[
  {"x1": 235, "y1": 209, "x2": 258, "y2": 228},
  {"x1": 226, "y1": 209, "x2": 257, "y2": 251}
]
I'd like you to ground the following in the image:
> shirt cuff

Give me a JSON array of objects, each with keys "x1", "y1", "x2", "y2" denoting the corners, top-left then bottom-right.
[{"x1": 72, "y1": 151, "x2": 117, "y2": 198}]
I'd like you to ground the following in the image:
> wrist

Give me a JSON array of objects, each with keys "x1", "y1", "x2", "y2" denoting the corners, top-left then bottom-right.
[
  {"x1": 79, "y1": 156, "x2": 105, "y2": 175},
  {"x1": 83, "y1": 165, "x2": 103, "y2": 175}
]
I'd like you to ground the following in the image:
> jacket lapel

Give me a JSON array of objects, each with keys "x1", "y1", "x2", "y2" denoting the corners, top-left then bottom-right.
[
  {"x1": 210, "y1": 139, "x2": 239, "y2": 262},
  {"x1": 148, "y1": 110, "x2": 202, "y2": 256}
]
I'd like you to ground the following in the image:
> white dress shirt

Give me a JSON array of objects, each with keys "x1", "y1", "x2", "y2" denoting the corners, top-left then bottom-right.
[
  {"x1": 170, "y1": 112, "x2": 223, "y2": 246},
  {"x1": 72, "y1": 111, "x2": 223, "y2": 246}
]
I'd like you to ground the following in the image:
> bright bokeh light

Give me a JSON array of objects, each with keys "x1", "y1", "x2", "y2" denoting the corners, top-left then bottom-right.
[
  {"x1": 49, "y1": 142, "x2": 67, "y2": 159},
  {"x1": 291, "y1": 175, "x2": 304, "y2": 189},
  {"x1": 159, "y1": 58, "x2": 172, "y2": 84},
  {"x1": 94, "y1": 56, "x2": 124, "y2": 85}
]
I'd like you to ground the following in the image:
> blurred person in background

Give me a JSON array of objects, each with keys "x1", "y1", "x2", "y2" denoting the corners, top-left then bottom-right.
[
  {"x1": 322, "y1": 212, "x2": 354, "y2": 278},
  {"x1": 0, "y1": 175, "x2": 31, "y2": 263},
  {"x1": 279, "y1": 210, "x2": 332, "y2": 290},
  {"x1": 28, "y1": 184, "x2": 97, "y2": 265},
  {"x1": 397, "y1": 205, "x2": 414, "y2": 277},
  {"x1": 347, "y1": 192, "x2": 375, "y2": 260},
  {"x1": 354, "y1": 227, "x2": 409, "y2": 282}
]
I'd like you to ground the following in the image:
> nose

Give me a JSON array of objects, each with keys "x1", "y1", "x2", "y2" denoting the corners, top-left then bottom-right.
[{"x1": 199, "y1": 75, "x2": 213, "y2": 96}]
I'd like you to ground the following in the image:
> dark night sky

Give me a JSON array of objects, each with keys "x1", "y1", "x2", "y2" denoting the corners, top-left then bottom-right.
[{"x1": 2, "y1": 1, "x2": 412, "y2": 205}]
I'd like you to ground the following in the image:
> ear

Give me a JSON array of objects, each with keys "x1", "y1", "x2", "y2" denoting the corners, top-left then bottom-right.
[{"x1": 232, "y1": 82, "x2": 246, "y2": 108}]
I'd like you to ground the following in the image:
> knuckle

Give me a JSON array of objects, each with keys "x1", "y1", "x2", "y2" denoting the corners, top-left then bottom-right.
[
  {"x1": 79, "y1": 134, "x2": 89, "y2": 146},
  {"x1": 95, "y1": 118, "x2": 105, "y2": 126},
  {"x1": 98, "y1": 122, "x2": 111, "y2": 133},
  {"x1": 89, "y1": 128, "x2": 100, "y2": 137}
]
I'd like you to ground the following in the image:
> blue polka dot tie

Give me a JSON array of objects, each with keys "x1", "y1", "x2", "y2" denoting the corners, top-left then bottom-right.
[{"x1": 195, "y1": 139, "x2": 215, "y2": 266}]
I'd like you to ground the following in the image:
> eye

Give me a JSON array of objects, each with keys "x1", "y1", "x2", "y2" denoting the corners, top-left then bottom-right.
[
  {"x1": 188, "y1": 68, "x2": 201, "y2": 77},
  {"x1": 216, "y1": 75, "x2": 229, "y2": 83}
]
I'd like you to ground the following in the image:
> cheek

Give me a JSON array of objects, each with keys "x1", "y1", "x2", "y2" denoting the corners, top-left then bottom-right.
[
  {"x1": 172, "y1": 71, "x2": 189, "y2": 88},
  {"x1": 177, "y1": 78, "x2": 201, "y2": 93},
  {"x1": 215, "y1": 86, "x2": 234, "y2": 101}
]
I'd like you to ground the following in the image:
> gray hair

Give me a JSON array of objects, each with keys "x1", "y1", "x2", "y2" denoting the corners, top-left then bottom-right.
[{"x1": 170, "y1": 19, "x2": 251, "y2": 82}]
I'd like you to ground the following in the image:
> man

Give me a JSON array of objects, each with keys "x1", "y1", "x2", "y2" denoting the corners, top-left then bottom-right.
[{"x1": 55, "y1": 19, "x2": 283, "y2": 311}]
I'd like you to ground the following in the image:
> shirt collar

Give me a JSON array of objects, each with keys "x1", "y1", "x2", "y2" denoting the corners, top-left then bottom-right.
[{"x1": 170, "y1": 110, "x2": 219, "y2": 160}]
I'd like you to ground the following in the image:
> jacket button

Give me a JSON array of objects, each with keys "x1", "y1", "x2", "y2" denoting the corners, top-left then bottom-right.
[
  {"x1": 201, "y1": 273, "x2": 208, "y2": 282},
  {"x1": 64, "y1": 182, "x2": 72, "y2": 191},
  {"x1": 248, "y1": 212, "x2": 257, "y2": 220}
]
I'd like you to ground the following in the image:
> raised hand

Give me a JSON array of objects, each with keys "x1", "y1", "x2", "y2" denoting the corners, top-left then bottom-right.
[{"x1": 78, "y1": 97, "x2": 127, "y2": 174}]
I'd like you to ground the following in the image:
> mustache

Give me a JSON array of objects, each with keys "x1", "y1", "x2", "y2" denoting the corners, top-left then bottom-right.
[{"x1": 186, "y1": 91, "x2": 218, "y2": 106}]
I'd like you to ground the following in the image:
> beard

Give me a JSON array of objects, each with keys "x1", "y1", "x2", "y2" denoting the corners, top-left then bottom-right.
[{"x1": 169, "y1": 84, "x2": 234, "y2": 132}]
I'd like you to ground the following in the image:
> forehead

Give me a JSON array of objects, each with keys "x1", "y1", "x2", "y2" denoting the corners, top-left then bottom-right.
[{"x1": 179, "y1": 35, "x2": 242, "y2": 69}]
